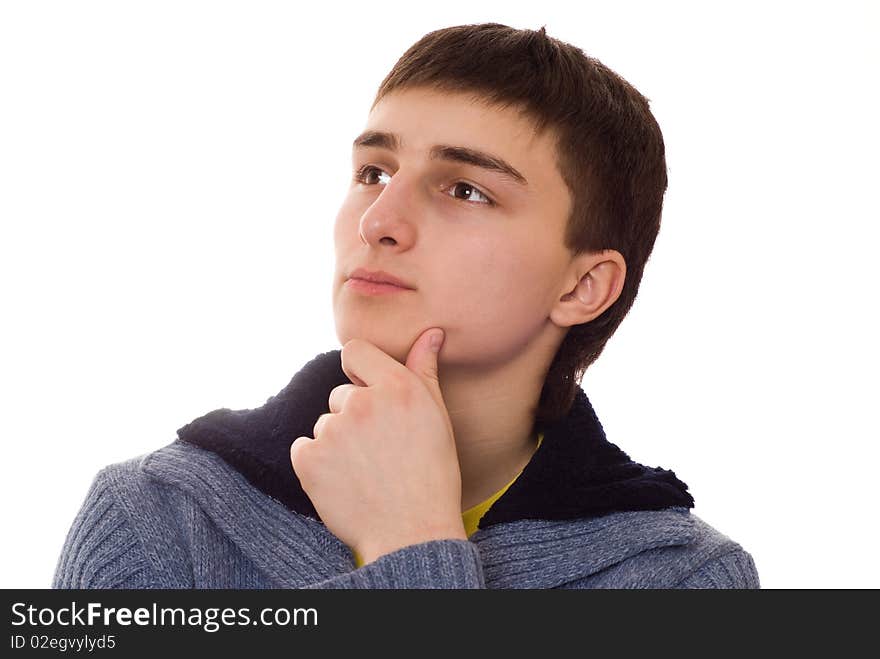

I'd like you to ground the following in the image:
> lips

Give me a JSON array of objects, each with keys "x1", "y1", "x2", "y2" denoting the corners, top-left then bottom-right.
[{"x1": 348, "y1": 268, "x2": 415, "y2": 290}]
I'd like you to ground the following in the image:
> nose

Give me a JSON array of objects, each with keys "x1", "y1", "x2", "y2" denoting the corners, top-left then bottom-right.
[{"x1": 357, "y1": 172, "x2": 418, "y2": 250}]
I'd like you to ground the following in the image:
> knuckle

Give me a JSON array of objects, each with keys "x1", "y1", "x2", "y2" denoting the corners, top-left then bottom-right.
[
  {"x1": 313, "y1": 412, "x2": 332, "y2": 438},
  {"x1": 386, "y1": 370, "x2": 411, "y2": 397},
  {"x1": 329, "y1": 383, "x2": 353, "y2": 408},
  {"x1": 346, "y1": 389, "x2": 371, "y2": 416},
  {"x1": 290, "y1": 438, "x2": 313, "y2": 474}
]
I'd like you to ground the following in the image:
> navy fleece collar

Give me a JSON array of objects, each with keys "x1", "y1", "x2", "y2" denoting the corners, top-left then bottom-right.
[{"x1": 175, "y1": 349, "x2": 694, "y2": 530}]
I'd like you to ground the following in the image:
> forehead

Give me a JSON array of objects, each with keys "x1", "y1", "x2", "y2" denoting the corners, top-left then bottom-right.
[{"x1": 361, "y1": 87, "x2": 559, "y2": 187}]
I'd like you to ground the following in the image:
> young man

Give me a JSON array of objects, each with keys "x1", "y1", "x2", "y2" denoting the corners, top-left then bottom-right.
[{"x1": 53, "y1": 23, "x2": 759, "y2": 588}]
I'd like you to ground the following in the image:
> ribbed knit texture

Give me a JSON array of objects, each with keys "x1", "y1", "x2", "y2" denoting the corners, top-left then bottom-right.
[
  {"x1": 52, "y1": 441, "x2": 760, "y2": 589},
  {"x1": 53, "y1": 469, "x2": 161, "y2": 589}
]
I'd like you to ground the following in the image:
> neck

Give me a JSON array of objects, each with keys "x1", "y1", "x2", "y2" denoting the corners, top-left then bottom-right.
[{"x1": 438, "y1": 321, "x2": 566, "y2": 512}]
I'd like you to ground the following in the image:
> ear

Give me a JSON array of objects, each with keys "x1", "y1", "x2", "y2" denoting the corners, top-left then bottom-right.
[{"x1": 551, "y1": 250, "x2": 627, "y2": 328}]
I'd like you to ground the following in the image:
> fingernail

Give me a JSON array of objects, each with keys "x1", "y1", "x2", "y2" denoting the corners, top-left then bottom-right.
[{"x1": 430, "y1": 330, "x2": 444, "y2": 352}]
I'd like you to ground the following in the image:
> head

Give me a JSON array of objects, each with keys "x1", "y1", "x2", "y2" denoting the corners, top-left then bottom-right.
[{"x1": 332, "y1": 23, "x2": 667, "y2": 428}]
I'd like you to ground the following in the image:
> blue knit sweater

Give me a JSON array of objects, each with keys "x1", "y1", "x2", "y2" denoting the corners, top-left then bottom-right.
[{"x1": 52, "y1": 350, "x2": 760, "y2": 589}]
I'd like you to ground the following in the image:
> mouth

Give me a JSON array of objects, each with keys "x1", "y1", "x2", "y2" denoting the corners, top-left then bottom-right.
[
  {"x1": 345, "y1": 278, "x2": 414, "y2": 295},
  {"x1": 347, "y1": 267, "x2": 416, "y2": 290}
]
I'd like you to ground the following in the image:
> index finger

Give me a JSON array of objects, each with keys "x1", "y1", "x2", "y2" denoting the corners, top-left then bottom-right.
[{"x1": 340, "y1": 338, "x2": 405, "y2": 388}]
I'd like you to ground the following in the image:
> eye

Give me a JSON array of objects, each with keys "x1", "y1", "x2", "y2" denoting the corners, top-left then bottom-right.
[
  {"x1": 353, "y1": 165, "x2": 495, "y2": 207},
  {"x1": 446, "y1": 181, "x2": 494, "y2": 206},
  {"x1": 353, "y1": 165, "x2": 391, "y2": 186}
]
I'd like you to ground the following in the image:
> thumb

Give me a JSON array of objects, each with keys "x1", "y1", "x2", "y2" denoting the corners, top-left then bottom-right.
[{"x1": 405, "y1": 327, "x2": 444, "y2": 385}]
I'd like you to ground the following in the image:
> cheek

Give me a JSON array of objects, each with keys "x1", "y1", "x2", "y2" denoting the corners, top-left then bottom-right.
[
  {"x1": 440, "y1": 245, "x2": 552, "y2": 328},
  {"x1": 332, "y1": 200, "x2": 356, "y2": 245}
]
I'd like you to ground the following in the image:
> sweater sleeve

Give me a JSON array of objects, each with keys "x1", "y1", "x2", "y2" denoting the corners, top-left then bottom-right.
[
  {"x1": 303, "y1": 539, "x2": 486, "y2": 589},
  {"x1": 52, "y1": 468, "x2": 163, "y2": 589},
  {"x1": 673, "y1": 549, "x2": 761, "y2": 589}
]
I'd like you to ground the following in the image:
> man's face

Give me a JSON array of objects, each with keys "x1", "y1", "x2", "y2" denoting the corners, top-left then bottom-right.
[{"x1": 332, "y1": 87, "x2": 574, "y2": 369}]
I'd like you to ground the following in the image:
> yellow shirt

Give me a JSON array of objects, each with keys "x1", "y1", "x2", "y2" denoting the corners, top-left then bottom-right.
[{"x1": 353, "y1": 432, "x2": 544, "y2": 568}]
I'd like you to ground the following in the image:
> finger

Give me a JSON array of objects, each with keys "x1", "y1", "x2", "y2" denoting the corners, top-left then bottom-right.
[
  {"x1": 405, "y1": 327, "x2": 443, "y2": 385},
  {"x1": 313, "y1": 412, "x2": 332, "y2": 439},
  {"x1": 341, "y1": 338, "x2": 407, "y2": 388},
  {"x1": 328, "y1": 383, "x2": 357, "y2": 414},
  {"x1": 289, "y1": 435, "x2": 314, "y2": 473}
]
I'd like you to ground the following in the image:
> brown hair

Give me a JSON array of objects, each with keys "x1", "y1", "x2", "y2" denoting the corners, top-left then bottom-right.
[{"x1": 372, "y1": 23, "x2": 668, "y2": 429}]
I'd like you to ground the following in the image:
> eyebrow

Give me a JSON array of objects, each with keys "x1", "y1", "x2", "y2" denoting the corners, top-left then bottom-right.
[{"x1": 352, "y1": 130, "x2": 528, "y2": 187}]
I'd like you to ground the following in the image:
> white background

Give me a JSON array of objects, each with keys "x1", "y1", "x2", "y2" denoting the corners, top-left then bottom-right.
[{"x1": 1, "y1": 1, "x2": 877, "y2": 589}]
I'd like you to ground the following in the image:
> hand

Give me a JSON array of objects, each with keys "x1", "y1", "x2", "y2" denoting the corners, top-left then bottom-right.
[{"x1": 289, "y1": 327, "x2": 467, "y2": 565}]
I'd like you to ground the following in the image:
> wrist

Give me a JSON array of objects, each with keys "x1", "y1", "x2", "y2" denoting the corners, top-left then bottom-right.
[{"x1": 358, "y1": 523, "x2": 468, "y2": 566}]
